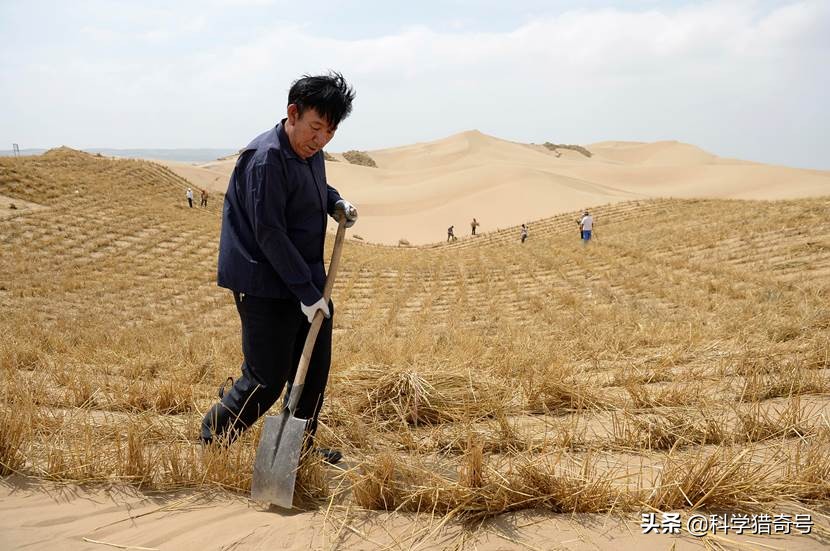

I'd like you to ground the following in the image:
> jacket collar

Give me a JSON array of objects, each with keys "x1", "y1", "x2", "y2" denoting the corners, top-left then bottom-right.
[
  {"x1": 278, "y1": 118, "x2": 316, "y2": 164},
  {"x1": 276, "y1": 120, "x2": 325, "y2": 208}
]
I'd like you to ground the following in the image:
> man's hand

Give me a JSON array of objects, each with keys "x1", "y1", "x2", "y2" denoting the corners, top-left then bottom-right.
[
  {"x1": 334, "y1": 199, "x2": 358, "y2": 228},
  {"x1": 300, "y1": 297, "x2": 330, "y2": 323}
]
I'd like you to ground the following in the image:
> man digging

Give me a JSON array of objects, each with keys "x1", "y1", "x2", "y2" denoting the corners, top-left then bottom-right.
[{"x1": 200, "y1": 72, "x2": 358, "y2": 465}]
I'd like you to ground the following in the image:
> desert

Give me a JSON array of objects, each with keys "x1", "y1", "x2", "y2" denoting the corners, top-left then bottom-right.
[
  {"x1": 1, "y1": 138, "x2": 829, "y2": 549},
  {"x1": 3, "y1": 1, "x2": 830, "y2": 547},
  {"x1": 162, "y1": 131, "x2": 830, "y2": 246}
]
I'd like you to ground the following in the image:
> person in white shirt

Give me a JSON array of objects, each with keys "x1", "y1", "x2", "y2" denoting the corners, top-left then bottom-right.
[
  {"x1": 186, "y1": 187, "x2": 194, "y2": 208},
  {"x1": 579, "y1": 211, "x2": 593, "y2": 243}
]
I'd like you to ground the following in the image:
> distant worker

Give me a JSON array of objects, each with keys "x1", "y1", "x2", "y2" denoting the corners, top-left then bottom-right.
[
  {"x1": 471, "y1": 218, "x2": 480, "y2": 236},
  {"x1": 447, "y1": 225, "x2": 455, "y2": 242},
  {"x1": 520, "y1": 223, "x2": 528, "y2": 243},
  {"x1": 186, "y1": 187, "x2": 194, "y2": 208},
  {"x1": 200, "y1": 188, "x2": 208, "y2": 208},
  {"x1": 579, "y1": 210, "x2": 593, "y2": 243}
]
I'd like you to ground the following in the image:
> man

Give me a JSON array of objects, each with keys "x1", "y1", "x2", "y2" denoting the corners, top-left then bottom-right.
[
  {"x1": 579, "y1": 210, "x2": 593, "y2": 243},
  {"x1": 520, "y1": 223, "x2": 528, "y2": 243},
  {"x1": 470, "y1": 218, "x2": 479, "y2": 236},
  {"x1": 200, "y1": 72, "x2": 358, "y2": 465},
  {"x1": 200, "y1": 188, "x2": 208, "y2": 208},
  {"x1": 186, "y1": 187, "x2": 194, "y2": 208},
  {"x1": 447, "y1": 225, "x2": 455, "y2": 242}
]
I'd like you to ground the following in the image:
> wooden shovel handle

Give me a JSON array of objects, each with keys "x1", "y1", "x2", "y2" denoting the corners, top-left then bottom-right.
[{"x1": 289, "y1": 216, "x2": 347, "y2": 394}]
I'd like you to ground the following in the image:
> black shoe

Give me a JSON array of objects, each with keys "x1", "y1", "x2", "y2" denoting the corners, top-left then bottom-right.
[
  {"x1": 315, "y1": 448, "x2": 343, "y2": 465},
  {"x1": 218, "y1": 376, "x2": 234, "y2": 399}
]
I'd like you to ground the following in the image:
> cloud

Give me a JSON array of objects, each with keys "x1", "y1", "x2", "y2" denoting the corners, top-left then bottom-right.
[
  {"x1": 209, "y1": 2, "x2": 826, "y2": 82},
  {"x1": 211, "y1": 0, "x2": 280, "y2": 6},
  {"x1": 2, "y1": 1, "x2": 828, "y2": 168},
  {"x1": 80, "y1": 26, "x2": 121, "y2": 42}
]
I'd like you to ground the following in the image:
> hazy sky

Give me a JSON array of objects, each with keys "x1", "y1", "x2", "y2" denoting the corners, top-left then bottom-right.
[{"x1": 1, "y1": 0, "x2": 828, "y2": 169}]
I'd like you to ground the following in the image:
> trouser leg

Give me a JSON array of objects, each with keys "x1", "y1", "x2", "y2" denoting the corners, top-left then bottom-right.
[
  {"x1": 201, "y1": 293, "x2": 303, "y2": 445},
  {"x1": 282, "y1": 300, "x2": 334, "y2": 447}
]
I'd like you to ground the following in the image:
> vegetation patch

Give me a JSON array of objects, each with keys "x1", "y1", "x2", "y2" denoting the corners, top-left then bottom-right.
[
  {"x1": 543, "y1": 142, "x2": 592, "y2": 158},
  {"x1": 343, "y1": 150, "x2": 377, "y2": 167}
]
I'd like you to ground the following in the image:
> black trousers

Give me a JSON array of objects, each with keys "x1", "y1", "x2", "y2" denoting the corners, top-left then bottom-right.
[{"x1": 200, "y1": 292, "x2": 333, "y2": 445}]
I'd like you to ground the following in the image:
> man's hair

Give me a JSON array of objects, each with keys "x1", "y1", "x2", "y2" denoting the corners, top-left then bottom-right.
[{"x1": 288, "y1": 71, "x2": 355, "y2": 129}]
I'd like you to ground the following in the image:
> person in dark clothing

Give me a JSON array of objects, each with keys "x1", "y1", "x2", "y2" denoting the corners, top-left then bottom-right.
[
  {"x1": 447, "y1": 225, "x2": 455, "y2": 242},
  {"x1": 200, "y1": 72, "x2": 358, "y2": 465},
  {"x1": 200, "y1": 188, "x2": 208, "y2": 208}
]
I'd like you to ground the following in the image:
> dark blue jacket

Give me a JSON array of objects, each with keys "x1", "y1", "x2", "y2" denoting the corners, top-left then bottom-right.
[{"x1": 217, "y1": 120, "x2": 343, "y2": 305}]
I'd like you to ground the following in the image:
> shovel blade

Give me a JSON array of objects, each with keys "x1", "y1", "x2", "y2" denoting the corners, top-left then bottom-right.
[{"x1": 251, "y1": 411, "x2": 308, "y2": 507}]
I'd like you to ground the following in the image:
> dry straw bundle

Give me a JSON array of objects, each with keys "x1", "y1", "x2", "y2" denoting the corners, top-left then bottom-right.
[
  {"x1": 785, "y1": 432, "x2": 830, "y2": 501},
  {"x1": 347, "y1": 448, "x2": 630, "y2": 521},
  {"x1": 344, "y1": 364, "x2": 510, "y2": 428},
  {"x1": 648, "y1": 447, "x2": 784, "y2": 511}
]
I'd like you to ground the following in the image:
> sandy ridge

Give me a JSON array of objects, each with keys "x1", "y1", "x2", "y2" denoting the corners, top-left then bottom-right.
[{"x1": 159, "y1": 130, "x2": 829, "y2": 245}]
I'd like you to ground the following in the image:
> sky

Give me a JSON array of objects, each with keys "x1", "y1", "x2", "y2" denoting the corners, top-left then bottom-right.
[{"x1": 1, "y1": 0, "x2": 828, "y2": 169}]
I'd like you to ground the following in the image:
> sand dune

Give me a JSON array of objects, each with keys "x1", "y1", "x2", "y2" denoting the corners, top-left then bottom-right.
[
  {"x1": 589, "y1": 140, "x2": 719, "y2": 165},
  {"x1": 161, "y1": 131, "x2": 830, "y2": 245},
  {"x1": 161, "y1": 159, "x2": 235, "y2": 193},
  {"x1": 3, "y1": 150, "x2": 829, "y2": 551}
]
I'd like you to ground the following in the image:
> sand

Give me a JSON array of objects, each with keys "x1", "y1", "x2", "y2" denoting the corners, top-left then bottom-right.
[
  {"x1": 3, "y1": 477, "x2": 822, "y2": 550},
  {"x1": 0, "y1": 193, "x2": 46, "y2": 220},
  {"x1": 161, "y1": 130, "x2": 830, "y2": 245},
  {"x1": 6, "y1": 134, "x2": 828, "y2": 549}
]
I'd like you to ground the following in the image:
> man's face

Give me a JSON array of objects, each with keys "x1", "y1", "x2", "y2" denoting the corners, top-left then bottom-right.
[{"x1": 285, "y1": 104, "x2": 336, "y2": 159}]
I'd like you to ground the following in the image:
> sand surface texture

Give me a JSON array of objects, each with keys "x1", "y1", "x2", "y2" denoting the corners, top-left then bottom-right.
[
  {"x1": 162, "y1": 131, "x2": 830, "y2": 245},
  {"x1": 1, "y1": 146, "x2": 828, "y2": 551},
  {"x1": 2, "y1": 478, "x2": 824, "y2": 551}
]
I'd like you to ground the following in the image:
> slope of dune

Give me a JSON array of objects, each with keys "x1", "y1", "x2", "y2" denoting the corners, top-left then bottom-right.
[
  {"x1": 0, "y1": 193, "x2": 46, "y2": 219},
  {"x1": 161, "y1": 131, "x2": 830, "y2": 245},
  {"x1": 588, "y1": 140, "x2": 719, "y2": 165},
  {"x1": 160, "y1": 159, "x2": 236, "y2": 194},
  {"x1": 2, "y1": 150, "x2": 830, "y2": 550}
]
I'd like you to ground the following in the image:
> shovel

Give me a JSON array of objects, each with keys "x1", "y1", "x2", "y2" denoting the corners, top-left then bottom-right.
[{"x1": 251, "y1": 214, "x2": 349, "y2": 507}]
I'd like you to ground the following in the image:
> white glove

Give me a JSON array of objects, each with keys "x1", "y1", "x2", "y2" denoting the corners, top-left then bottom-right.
[
  {"x1": 334, "y1": 199, "x2": 358, "y2": 228},
  {"x1": 300, "y1": 297, "x2": 330, "y2": 323}
]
